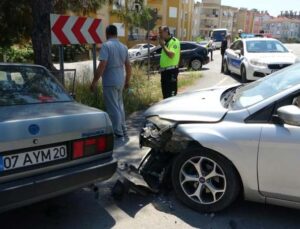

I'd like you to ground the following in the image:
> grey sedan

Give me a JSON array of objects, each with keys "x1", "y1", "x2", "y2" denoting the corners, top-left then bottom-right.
[
  {"x1": 0, "y1": 63, "x2": 116, "y2": 212},
  {"x1": 140, "y1": 63, "x2": 300, "y2": 212}
]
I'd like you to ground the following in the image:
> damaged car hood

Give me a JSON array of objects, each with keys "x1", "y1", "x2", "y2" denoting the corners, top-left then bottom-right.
[{"x1": 145, "y1": 87, "x2": 229, "y2": 122}]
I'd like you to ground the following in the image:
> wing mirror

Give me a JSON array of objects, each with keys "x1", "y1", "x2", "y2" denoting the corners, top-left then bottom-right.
[
  {"x1": 276, "y1": 105, "x2": 300, "y2": 126},
  {"x1": 234, "y1": 50, "x2": 241, "y2": 56}
]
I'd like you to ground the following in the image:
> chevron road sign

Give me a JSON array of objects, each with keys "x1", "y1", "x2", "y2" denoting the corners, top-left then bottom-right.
[{"x1": 50, "y1": 14, "x2": 105, "y2": 45}]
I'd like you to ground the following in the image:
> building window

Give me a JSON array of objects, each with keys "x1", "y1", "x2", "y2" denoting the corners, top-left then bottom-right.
[{"x1": 169, "y1": 7, "x2": 177, "y2": 18}]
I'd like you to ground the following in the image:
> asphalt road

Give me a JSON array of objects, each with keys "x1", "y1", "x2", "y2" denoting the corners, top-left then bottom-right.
[{"x1": 2, "y1": 46, "x2": 300, "y2": 229}]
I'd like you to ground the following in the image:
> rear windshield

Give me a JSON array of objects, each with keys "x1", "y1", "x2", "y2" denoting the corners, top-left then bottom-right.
[{"x1": 0, "y1": 65, "x2": 72, "y2": 106}]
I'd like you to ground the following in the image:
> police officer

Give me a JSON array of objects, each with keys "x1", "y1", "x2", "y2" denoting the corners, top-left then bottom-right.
[
  {"x1": 234, "y1": 29, "x2": 243, "y2": 41},
  {"x1": 159, "y1": 26, "x2": 181, "y2": 99}
]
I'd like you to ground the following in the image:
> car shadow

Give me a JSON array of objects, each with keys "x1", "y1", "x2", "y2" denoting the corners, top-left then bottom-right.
[
  {"x1": 112, "y1": 189, "x2": 300, "y2": 229},
  {"x1": 0, "y1": 189, "x2": 116, "y2": 229}
]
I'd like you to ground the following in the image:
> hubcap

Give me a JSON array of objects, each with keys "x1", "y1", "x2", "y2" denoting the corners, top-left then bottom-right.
[
  {"x1": 191, "y1": 60, "x2": 201, "y2": 70},
  {"x1": 179, "y1": 156, "x2": 226, "y2": 205}
]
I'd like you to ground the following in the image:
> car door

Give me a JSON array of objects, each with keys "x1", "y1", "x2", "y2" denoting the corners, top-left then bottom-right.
[
  {"x1": 180, "y1": 43, "x2": 197, "y2": 68},
  {"x1": 142, "y1": 44, "x2": 150, "y2": 55},
  {"x1": 226, "y1": 41, "x2": 243, "y2": 74},
  {"x1": 258, "y1": 93, "x2": 300, "y2": 202}
]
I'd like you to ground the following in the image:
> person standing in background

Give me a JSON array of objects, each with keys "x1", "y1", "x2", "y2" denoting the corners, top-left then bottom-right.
[
  {"x1": 159, "y1": 26, "x2": 181, "y2": 99},
  {"x1": 207, "y1": 37, "x2": 214, "y2": 61},
  {"x1": 90, "y1": 25, "x2": 131, "y2": 142},
  {"x1": 221, "y1": 34, "x2": 231, "y2": 73}
]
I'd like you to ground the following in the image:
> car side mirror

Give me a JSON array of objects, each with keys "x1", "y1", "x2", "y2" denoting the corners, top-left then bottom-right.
[
  {"x1": 234, "y1": 50, "x2": 241, "y2": 56},
  {"x1": 277, "y1": 105, "x2": 300, "y2": 126}
]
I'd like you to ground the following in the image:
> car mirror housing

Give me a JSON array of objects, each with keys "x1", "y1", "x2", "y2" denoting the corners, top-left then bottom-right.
[
  {"x1": 277, "y1": 105, "x2": 300, "y2": 126},
  {"x1": 234, "y1": 50, "x2": 241, "y2": 56}
]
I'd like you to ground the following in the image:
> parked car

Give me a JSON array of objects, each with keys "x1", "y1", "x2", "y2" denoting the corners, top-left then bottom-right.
[
  {"x1": 139, "y1": 63, "x2": 300, "y2": 212},
  {"x1": 131, "y1": 41, "x2": 209, "y2": 71},
  {"x1": 128, "y1": 43, "x2": 156, "y2": 59},
  {"x1": 223, "y1": 38, "x2": 298, "y2": 82},
  {"x1": 0, "y1": 63, "x2": 117, "y2": 212}
]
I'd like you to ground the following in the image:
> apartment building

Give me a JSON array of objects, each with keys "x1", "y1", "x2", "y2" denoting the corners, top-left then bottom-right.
[
  {"x1": 146, "y1": 0, "x2": 194, "y2": 41},
  {"x1": 192, "y1": 2, "x2": 202, "y2": 38},
  {"x1": 263, "y1": 17, "x2": 300, "y2": 41},
  {"x1": 252, "y1": 11, "x2": 272, "y2": 34},
  {"x1": 220, "y1": 5, "x2": 238, "y2": 34},
  {"x1": 198, "y1": 0, "x2": 237, "y2": 38},
  {"x1": 198, "y1": 0, "x2": 221, "y2": 37}
]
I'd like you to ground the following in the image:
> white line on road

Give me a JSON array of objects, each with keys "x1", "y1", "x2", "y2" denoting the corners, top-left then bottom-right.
[{"x1": 214, "y1": 77, "x2": 229, "y2": 86}]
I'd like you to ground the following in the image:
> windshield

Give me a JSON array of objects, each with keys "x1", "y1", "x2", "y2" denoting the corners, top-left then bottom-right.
[
  {"x1": 131, "y1": 44, "x2": 142, "y2": 49},
  {"x1": 246, "y1": 40, "x2": 288, "y2": 53},
  {"x1": 212, "y1": 30, "x2": 226, "y2": 42},
  {"x1": 0, "y1": 65, "x2": 72, "y2": 106},
  {"x1": 230, "y1": 63, "x2": 300, "y2": 110}
]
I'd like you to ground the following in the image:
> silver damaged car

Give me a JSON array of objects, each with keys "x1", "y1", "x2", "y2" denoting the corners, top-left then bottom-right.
[
  {"x1": 140, "y1": 63, "x2": 300, "y2": 212},
  {"x1": 0, "y1": 63, "x2": 117, "y2": 212}
]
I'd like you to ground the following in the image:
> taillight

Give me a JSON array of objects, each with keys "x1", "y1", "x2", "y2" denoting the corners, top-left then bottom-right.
[{"x1": 72, "y1": 135, "x2": 113, "y2": 159}]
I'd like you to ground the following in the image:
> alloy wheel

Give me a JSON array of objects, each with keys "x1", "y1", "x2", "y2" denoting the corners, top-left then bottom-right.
[{"x1": 179, "y1": 156, "x2": 226, "y2": 205}]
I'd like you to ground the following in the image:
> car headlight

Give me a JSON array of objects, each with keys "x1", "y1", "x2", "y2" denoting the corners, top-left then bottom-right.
[
  {"x1": 142, "y1": 116, "x2": 176, "y2": 138},
  {"x1": 249, "y1": 59, "x2": 268, "y2": 67}
]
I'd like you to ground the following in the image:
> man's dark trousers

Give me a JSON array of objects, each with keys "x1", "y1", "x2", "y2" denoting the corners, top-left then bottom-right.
[{"x1": 161, "y1": 68, "x2": 179, "y2": 99}]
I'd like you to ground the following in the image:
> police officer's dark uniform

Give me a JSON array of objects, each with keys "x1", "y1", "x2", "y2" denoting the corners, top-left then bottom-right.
[{"x1": 160, "y1": 36, "x2": 181, "y2": 99}]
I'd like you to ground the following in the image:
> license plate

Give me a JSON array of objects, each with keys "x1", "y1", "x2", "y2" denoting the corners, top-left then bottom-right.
[{"x1": 0, "y1": 145, "x2": 67, "y2": 171}]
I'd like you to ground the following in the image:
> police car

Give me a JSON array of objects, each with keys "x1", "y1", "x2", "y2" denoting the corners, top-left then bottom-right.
[{"x1": 223, "y1": 38, "x2": 299, "y2": 82}]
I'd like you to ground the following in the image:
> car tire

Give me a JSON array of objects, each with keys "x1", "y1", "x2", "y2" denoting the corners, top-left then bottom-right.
[
  {"x1": 223, "y1": 59, "x2": 231, "y2": 75},
  {"x1": 190, "y1": 59, "x2": 203, "y2": 71},
  {"x1": 241, "y1": 65, "x2": 247, "y2": 83},
  {"x1": 136, "y1": 52, "x2": 141, "y2": 56},
  {"x1": 172, "y1": 148, "x2": 241, "y2": 213}
]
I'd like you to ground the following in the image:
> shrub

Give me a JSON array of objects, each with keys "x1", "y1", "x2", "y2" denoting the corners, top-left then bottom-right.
[{"x1": 72, "y1": 67, "x2": 201, "y2": 115}]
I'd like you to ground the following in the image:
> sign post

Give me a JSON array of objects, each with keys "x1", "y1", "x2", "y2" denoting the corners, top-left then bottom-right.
[{"x1": 50, "y1": 14, "x2": 105, "y2": 80}]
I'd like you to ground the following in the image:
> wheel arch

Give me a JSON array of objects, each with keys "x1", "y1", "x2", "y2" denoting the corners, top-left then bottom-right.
[{"x1": 173, "y1": 126, "x2": 261, "y2": 201}]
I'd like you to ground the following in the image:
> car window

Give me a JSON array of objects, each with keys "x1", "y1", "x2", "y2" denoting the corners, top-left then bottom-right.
[
  {"x1": 152, "y1": 47, "x2": 162, "y2": 54},
  {"x1": 230, "y1": 63, "x2": 300, "y2": 110},
  {"x1": 181, "y1": 43, "x2": 197, "y2": 50},
  {"x1": 0, "y1": 65, "x2": 72, "y2": 106},
  {"x1": 246, "y1": 40, "x2": 288, "y2": 53}
]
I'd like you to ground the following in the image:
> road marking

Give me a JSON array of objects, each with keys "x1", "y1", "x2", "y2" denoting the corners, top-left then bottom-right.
[{"x1": 214, "y1": 77, "x2": 229, "y2": 86}]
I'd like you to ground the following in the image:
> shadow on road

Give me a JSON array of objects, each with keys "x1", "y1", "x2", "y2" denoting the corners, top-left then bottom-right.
[{"x1": 0, "y1": 189, "x2": 116, "y2": 229}]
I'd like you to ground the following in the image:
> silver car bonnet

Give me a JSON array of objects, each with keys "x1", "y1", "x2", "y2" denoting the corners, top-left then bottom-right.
[
  {"x1": 0, "y1": 102, "x2": 111, "y2": 151},
  {"x1": 144, "y1": 87, "x2": 228, "y2": 122}
]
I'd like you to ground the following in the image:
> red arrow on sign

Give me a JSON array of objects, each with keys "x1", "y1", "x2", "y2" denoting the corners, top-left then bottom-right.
[
  {"x1": 88, "y1": 19, "x2": 102, "y2": 44},
  {"x1": 71, "y1": 17, "x2": 87, "y2": 44},
  {"x1": 51, "y1": 15, "x2": 70, "y2": 44}
]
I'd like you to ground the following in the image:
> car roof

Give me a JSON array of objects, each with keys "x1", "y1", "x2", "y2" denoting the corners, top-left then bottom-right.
[
  {"x1": 242, "y1": 37, "x2": 278, "y2": 42},
  {"x1": 0, "y1": 62, "x2": 47, "y2": 69}
]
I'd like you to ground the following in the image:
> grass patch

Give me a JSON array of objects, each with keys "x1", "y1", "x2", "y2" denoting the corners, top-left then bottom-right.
[{"x1": 72, "y1": 67, "x2": 201, "y2": 115}]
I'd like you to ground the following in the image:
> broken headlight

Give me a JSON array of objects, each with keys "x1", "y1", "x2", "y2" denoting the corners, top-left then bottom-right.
[{"x1": 142, "y1": 116, "x2": 176, "y2": 139}]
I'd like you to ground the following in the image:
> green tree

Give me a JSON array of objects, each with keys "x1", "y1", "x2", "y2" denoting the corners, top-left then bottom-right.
[{"x1": 0, "y1": 0, "x2": 110, "y2": 70}]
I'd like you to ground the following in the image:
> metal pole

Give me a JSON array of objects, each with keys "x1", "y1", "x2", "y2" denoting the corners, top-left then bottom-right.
[
  {"x1": 92, "y1": 44, "x2": 97, "y2": 77},
  {"x1": 59, "y1": 45, "x2": 64, "y2": 86},
  {"x1": 147, "y1": 20, "x2": 150, "y2": 80}
]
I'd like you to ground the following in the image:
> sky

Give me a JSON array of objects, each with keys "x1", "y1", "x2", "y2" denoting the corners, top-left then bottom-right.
[{"x1": 196, "y1": 0, "x2": 300, "y2": 17}]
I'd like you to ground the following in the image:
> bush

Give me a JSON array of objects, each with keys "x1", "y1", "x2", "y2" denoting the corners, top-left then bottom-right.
[
  {"x1": 0, "y1": 45, "x2": 34, "y2": 63},
  {"x1": 73, "y1": 67, "x2": 201, "y2": 115}
]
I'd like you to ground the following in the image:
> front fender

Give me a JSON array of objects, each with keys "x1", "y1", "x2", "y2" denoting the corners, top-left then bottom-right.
[{"x1": 175, "y1": 123, "x2": 264, "y2": 202}]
